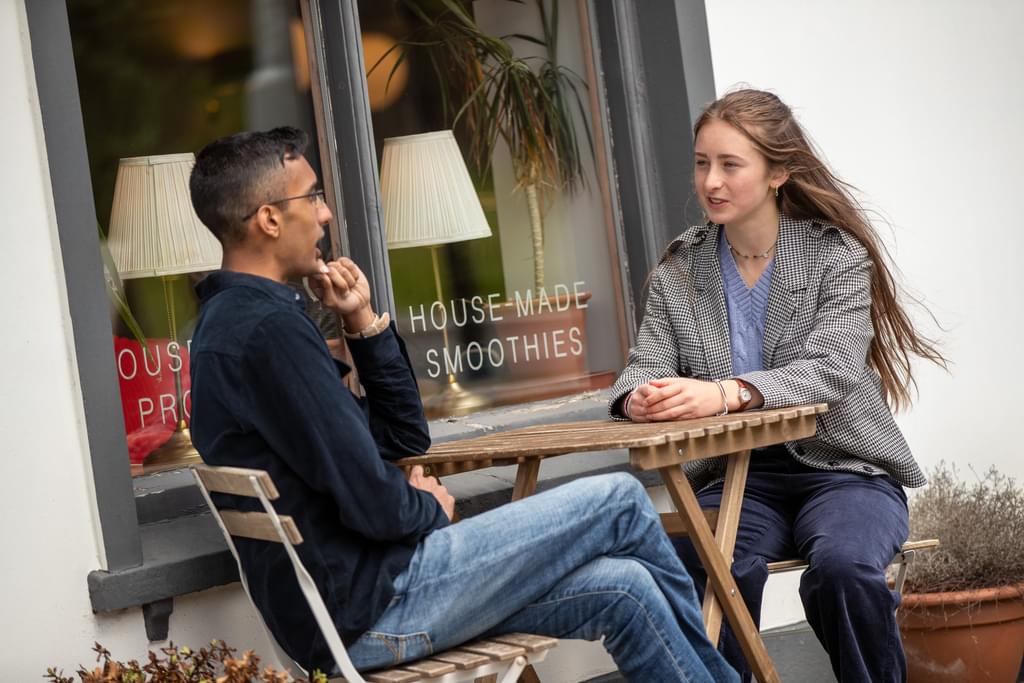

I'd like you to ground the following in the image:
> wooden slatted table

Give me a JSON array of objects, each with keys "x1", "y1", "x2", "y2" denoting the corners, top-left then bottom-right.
[{"x1": 397, "y1": 404, "x2": 828, "y2": 683}]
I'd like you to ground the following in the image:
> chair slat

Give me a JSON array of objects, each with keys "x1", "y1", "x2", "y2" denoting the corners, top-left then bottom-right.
[
  {"x1": 902, "y1": 538, "x2": 940, "y2": 552},
  {"x1": 430, "y1": 650, "x2": 491, "y2": 670},
  {"x1": 490, "y1": 633, "x2": 559, "y2": 652},
  {"x1": 460, "y1": 640, "x2": 527, "y2": 661},
  {"x1": 400, "y1": 659, "x2": 456, "y2": 676},
  {"x1": 766, "y1": 558, "x2": 806, "y2": 572},
  {"x1": 220, "y1": 509, "x2": 303, "y2": 545},
  {"x1": 194, "y1": 464, "x2": 279, "y2": 499},
  {"x1": 364, "y1": 669, "x2": 421, "y2": 683}
]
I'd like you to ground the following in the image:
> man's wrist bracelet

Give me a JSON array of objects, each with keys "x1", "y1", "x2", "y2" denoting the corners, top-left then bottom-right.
[{"x1": 343, "y1": 311, "x2": 390, "y2": 339}]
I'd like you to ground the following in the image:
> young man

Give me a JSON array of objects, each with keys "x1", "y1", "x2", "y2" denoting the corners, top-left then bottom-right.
[{"x1": 187, "y1": 126, "x2": 736, "y2": 682}]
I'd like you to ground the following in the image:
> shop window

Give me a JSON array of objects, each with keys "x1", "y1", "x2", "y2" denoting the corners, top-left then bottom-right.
[{"x1": 359, "y1": 0, "x2": 626, "y2": 418}]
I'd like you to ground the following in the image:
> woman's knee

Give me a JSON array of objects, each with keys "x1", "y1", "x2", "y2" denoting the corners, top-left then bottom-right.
[
  {"x1": 730, "y1": 554, "x2": 770, "y2": 597},
  {"x1": 801, "y1": 550, "x2": 889, "y2": 595}
]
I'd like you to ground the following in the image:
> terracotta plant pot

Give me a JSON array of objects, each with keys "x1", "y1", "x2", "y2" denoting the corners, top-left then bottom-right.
[{"x1": 898, "y1": 582, "x2": 1024, "y2": 682}]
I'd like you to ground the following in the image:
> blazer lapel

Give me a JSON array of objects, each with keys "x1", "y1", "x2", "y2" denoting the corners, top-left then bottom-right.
[
  {"x1": 762, "y1": 214, "x2": 809, "y2": 367},
  {"x1": 692, "y1": 224, "x2": 733, "y2": 379}
]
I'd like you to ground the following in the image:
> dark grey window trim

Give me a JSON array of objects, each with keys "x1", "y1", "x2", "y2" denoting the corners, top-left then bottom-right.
[
  {"x1": 590, "y1": 0, "x2": 715, "y2": 325},
  {"x1": 307, "y1": 0, "x2": 395, "y2": 314},
  {"x1": 26, "y1": 0, "x2": 142, "y2": 573}
]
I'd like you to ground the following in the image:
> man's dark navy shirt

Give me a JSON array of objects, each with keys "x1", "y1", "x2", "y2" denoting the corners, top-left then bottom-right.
[{"x1": 189, "y1": 271, "x2": 448, "y2": 671}]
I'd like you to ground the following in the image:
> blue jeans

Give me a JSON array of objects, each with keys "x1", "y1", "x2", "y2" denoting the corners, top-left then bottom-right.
[
  {"x1": 673, "y1": 448, "x2": 909, "y2": 683},
  {"x1": 347, "y1": 473, "x2": 738, "y2": 682}
]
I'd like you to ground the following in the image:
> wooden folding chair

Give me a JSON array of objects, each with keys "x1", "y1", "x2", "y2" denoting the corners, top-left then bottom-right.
[{"x1": 193, "y1": 464, "x2": 556, "y2": 683}]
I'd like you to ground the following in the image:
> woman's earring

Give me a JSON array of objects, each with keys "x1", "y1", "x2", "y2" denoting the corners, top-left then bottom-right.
[{"x1": 774, "y1": 185, "x2": 779, "y2": 198}]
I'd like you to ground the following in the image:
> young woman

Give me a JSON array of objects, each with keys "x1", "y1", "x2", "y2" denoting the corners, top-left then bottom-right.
[{"x1": 609, "y1": 89, "x2": 945, "y2": 682}]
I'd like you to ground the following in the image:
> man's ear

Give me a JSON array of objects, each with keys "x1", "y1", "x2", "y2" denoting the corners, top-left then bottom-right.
[{"x1": 252, "y1": 205, "x2": 281, "y2": 240}]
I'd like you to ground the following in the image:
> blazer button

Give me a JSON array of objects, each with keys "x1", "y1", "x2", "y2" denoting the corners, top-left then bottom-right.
[{"x1": 827, "y1": 460, "x2": 838, "y2": 467}]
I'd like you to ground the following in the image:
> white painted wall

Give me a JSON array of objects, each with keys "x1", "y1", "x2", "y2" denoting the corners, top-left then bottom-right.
[
  {"x1": 703, "y1": 0, "x2": 1024, "y2": 628},
  {"x1": 0, "y1": 3, "x2": 276, "y2": 679}
]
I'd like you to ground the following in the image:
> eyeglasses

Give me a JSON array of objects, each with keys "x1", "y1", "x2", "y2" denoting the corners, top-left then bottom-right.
[{"x1": 242, "y1": 189, "x2": 326, "y2": 222}]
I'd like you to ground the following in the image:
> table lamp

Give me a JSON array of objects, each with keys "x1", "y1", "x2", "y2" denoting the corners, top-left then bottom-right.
[
  {"x1": 380, "y1": 130, "x2": 493, "y2": 415},
  {"x1": 107, "y1": 153, "x2": 223, "y2": 469}
]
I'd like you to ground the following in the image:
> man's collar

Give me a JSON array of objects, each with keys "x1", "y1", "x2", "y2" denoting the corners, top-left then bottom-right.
[{"x1": 195, "y1": 270, "x2": 304, "y2": 307}]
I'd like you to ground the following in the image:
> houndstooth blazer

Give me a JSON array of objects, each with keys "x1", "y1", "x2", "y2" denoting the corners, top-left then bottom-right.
[{"x1": 609, "y1": 214, "x2": 926, "y2": 492}]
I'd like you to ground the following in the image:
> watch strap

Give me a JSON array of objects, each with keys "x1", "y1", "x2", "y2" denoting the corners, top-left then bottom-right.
[
  {"x1": 343, "y1": 311, "x2": 391, "y2": 339},
  {"x1": 734, "y1": 378, "x2": 754, "y2": 411}
]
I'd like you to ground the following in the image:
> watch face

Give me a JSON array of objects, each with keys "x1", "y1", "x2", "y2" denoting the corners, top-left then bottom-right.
[{"x1": 739, "y1": 387, "x2": 752, "y2": 402}]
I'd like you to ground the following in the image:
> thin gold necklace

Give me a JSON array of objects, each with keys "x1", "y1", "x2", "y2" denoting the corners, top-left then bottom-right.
[{"x1": 726, "y1": 236, "x2": 777, "y2": 260}]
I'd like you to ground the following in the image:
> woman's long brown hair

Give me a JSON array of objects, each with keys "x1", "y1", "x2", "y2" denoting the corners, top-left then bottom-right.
[{"x1": 696, "y1": 89, "x2": 946, "y2": 410}]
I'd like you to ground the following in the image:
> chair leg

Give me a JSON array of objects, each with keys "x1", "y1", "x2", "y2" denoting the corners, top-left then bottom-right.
[
  {"x1": 893, "y1": 549, "x2": 917, "y2": 594},
  {"x1": 497, "y1": 656, "x2": 528, "y2": 683},
  {"x1": 517, "y1": 664, "x2": 542, "y2": 683}
]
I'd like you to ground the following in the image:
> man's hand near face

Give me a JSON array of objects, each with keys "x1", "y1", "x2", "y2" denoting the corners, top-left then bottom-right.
[
  {"x1": 310, "y1": 257, "x2": 376, "y2": 333},
  {"x1": 407, "y1": 465, "x2": 455, "y2": 521}
]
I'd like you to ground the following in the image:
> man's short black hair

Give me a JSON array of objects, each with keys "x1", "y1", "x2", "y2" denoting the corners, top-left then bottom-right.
[{"x1": 189, "y1": 127, "x2": 309, "y2": 245}]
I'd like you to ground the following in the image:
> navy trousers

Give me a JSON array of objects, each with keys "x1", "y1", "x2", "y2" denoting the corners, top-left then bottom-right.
[{"x1": 673, "y1": 446, "x2": 909, "y2": 683}]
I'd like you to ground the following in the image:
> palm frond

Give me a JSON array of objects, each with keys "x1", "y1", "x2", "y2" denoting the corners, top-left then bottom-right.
[{"x1": 396, "y1": 0, "x2": 592, "y2": 191}]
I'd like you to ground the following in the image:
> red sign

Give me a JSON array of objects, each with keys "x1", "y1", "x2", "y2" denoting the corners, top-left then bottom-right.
[{"x1": 113, "y1": 336, "x2": 192, "y2": 465}]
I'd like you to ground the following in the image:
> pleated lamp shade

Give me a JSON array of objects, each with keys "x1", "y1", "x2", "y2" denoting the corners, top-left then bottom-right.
[
  {"x1": 107, "y1": 153, "x2": 223, "y2": 279},
  {"x1": 380, "y1": 130, "x2": 492, "y2": 249}
]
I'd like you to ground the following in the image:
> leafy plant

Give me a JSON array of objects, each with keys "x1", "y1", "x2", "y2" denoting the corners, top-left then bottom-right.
[
  {"x1": 383, "y1": 0, "x2": 593, "y2": 290},
  {"x1": 99, "y1": 232, "x2": 149, "y2": 351},
  {"x1": 903, "y1": 462, "x2": 1024, "y2": 593},
  {"x1": 44, "y1": 640, "x2": 327, "y2": 683}
]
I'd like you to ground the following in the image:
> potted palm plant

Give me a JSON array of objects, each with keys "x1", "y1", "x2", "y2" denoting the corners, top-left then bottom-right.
[
  {"x1": 898, "y1": 462, "x2": 1024, "y2": 682},
  {"x1": 389, "y1": 0, "x2": 592, "y2": 291}
]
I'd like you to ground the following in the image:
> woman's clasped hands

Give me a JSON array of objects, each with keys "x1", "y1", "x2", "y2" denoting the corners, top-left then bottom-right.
[{"x1": 627, "y1": 377, "x2": 725, "y2": 422}]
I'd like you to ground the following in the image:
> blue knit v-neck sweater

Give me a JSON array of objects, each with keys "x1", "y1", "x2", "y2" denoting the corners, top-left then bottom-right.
[{"x1": 718, "y1": 232, "x2": 774, "y2": 375}]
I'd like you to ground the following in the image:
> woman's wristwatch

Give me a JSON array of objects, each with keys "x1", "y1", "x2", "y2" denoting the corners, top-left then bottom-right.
[{"x1": 733, "y1": 378, "x2": 754, "y2": 411}]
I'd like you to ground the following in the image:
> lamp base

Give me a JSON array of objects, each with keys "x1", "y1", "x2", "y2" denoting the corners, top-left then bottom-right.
[
  {"x1": 425, "y1": 378, "x2": 489, "y2": 418},
  {"x1": 143, "y1": 422, "x2": 202, "y2": 473}
]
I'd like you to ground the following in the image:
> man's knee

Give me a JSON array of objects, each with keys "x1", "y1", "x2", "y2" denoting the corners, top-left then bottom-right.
[
  {"x1": 581, "y1": 558, "x2": 661, "y2": 617},
  {"x1": 569, "y1": 471, "x2": 648, "y2": 505},
  {"x1": 599, "y1": 471, "x2": 645, "y2": 494}
]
